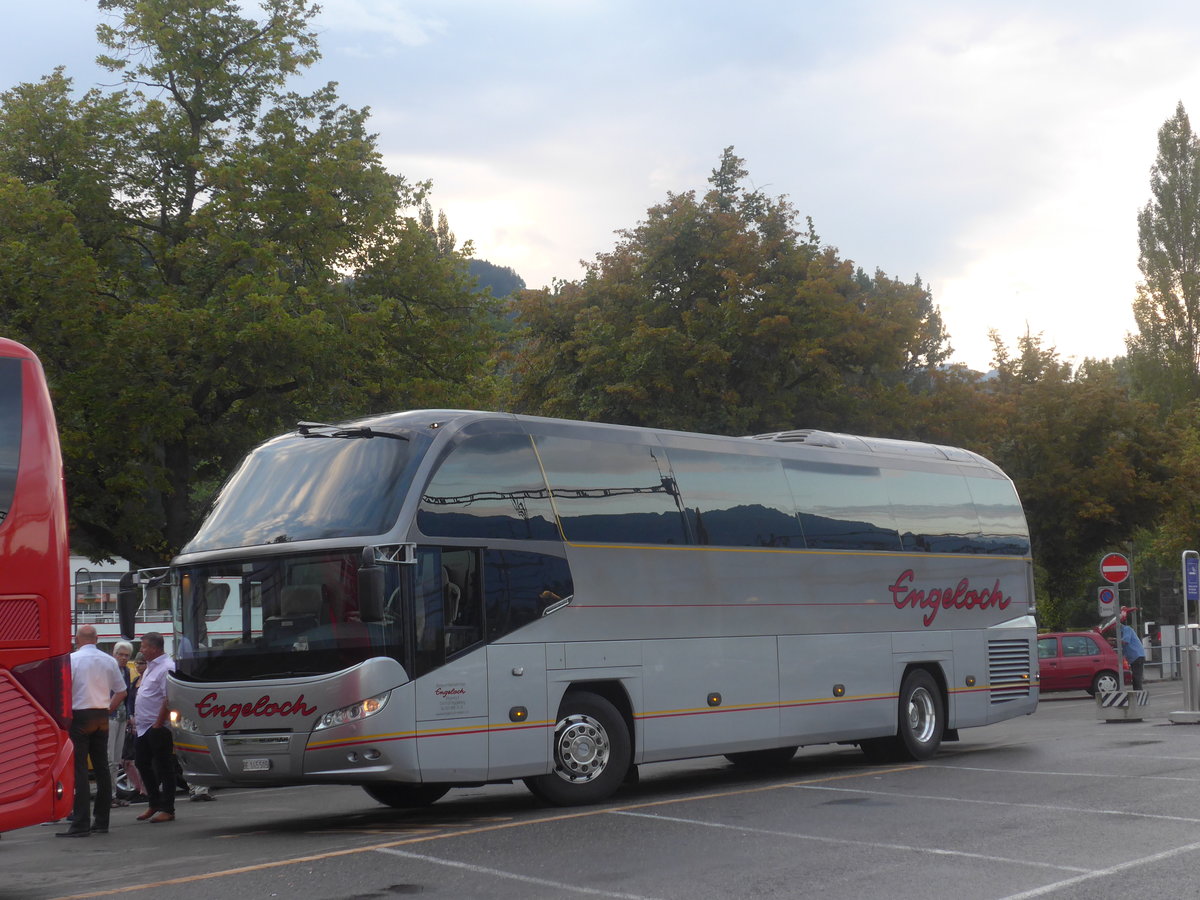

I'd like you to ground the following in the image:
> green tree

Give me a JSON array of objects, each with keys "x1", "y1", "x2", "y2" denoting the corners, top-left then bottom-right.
[
  {"x1": 982, "y1": 334, "x2": 1169, "y2": 628},
  {"x1": 508, "y1": 147, "x2": 950, "y2": 436},
  {"x1": 1129, "y1": 102, "x2": 1200, "y2": 415},
  {"x1": 0, "y1": 0, "x2": 497, "y2": 564}
]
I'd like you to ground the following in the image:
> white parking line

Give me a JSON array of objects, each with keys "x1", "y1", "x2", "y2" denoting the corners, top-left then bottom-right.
[
  {"x1": 608, "y1": 810, "x2": 1088, "y2": 874},
  {"x1": 928, "y1": 763, "x2": 1200, "y2": 782},
  {"x1": 997, "y1": 838, "x2": 1200, "y2": 899},
  {"x1": 791, "y1": 783, "x2": 1200, "y2": 825},
  {"x1": 374, "y1": 847, "x2": 663, "y2": 899}
]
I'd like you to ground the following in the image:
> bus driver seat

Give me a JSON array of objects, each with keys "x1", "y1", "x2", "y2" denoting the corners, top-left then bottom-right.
[{"x1": 264, "y1": 584, "x2": 322, "y2": 643}]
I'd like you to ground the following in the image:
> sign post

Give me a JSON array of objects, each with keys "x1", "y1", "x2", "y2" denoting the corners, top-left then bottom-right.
[
  {"x1": 1183, "y1": 550, "x2": 1199, "y2": 629},
  {"x1": 1096, "y1": 551, "x2": 1142, "y2": 721}
]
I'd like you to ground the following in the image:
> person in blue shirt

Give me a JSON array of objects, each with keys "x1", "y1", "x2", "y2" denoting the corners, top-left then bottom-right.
[{"x1": 1120, "y1": 617, "x2": 1146, "y2": 691}]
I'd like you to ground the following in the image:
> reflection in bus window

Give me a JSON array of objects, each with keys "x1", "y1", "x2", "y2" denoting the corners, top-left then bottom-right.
[
  {"x1": 413, "y1": 548, "x2": 445, "y2": 677},
  {"x1": 966, "y1": 475, "x2": 1031, "y2": 555},
  {"x1": 534, "y1": 436, "x2": 687, "y2": 544},
  {"x1": 783, "y1": 460, "x2": 901, "y2": 550},
  {"x1": 418, "y1": 433, "x2": 558, "y2": 540},
  {"x1": 0, "y1": 357, "x2": 21, "y2": 521},
  {"x1": 484, "y1": 550, "x2": 574, "y2": 642},
  {"x1": 184, "y1": 434, "x2": 413, "y2": 552},
  {"x1": 666, "y1": 448, "x2": 802, "y2": 547},
  {"x1": 886, "y1": 469, "x2": 981, "y2": 553}
]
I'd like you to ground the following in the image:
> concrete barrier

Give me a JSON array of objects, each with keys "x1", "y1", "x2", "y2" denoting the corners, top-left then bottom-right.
[{"x1": 1096, "y1": 689, "x2": 1149, "y2": 722}]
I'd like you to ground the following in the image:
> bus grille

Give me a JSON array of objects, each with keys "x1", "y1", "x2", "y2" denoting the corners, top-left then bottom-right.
[
  {"x1": 988, "y1": 639, "x2": 1032, "y2": 703},
  {"x1": 0, "y1": 675, "x2": 60, "y2": 804}
]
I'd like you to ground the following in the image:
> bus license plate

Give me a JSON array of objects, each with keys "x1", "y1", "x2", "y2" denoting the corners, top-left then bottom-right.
[{"x1": 242, "y1": 758, "x2": 271, "y2": 772}]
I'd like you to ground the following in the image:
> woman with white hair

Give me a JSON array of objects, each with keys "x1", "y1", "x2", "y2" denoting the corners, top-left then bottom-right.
[{"x1": 107, "y1": 640, "x2": 134, "y2": 806}]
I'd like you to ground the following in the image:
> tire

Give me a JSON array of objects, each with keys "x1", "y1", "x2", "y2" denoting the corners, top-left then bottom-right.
[
  {"x1": 725, "y1": 746, "x2": 798, "y2": 769},
  {"x1": 1089, "y1": 670, "x2": 1119, "y2": 696},
  {"x1": 896, "y1": 669, "x2": 944, "y2": 761},
  {"x1": 362, "y1": 783, "x2": 450, "y2": 808},
  {"x1": 524, "y1": 692, "x2": 631, "y2": 806}
]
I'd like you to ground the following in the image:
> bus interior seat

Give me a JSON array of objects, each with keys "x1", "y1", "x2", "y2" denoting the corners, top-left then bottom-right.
[{"x1": 264, "y1": 584, "x2": 322, "y2": 643}]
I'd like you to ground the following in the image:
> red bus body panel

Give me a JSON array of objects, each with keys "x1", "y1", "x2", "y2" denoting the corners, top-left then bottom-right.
[{"x1": 0, "y1": 337, "x2": 73, "y2": 832}]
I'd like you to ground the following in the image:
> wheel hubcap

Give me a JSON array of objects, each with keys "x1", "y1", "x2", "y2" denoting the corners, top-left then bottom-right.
[
  {"x1": 553, "y1": 713, "x2": 610, "y2": 783},
  {"x1": 907, "y1": 687, "x2": 936, "y2": 744}
]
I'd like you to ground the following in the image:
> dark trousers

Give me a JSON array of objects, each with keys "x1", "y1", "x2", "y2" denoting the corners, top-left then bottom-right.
[
  {"x1": 69, "y1": 709, "x2": 111, "y2": 831},
  {"x1": 134, "y1": 726, "x2": 176, "y2": 814},
  {"x1": 1131, "y1": 657, "x2": 1145, "y2": 691}
]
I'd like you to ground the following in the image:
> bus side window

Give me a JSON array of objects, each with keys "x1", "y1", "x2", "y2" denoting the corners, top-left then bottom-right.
[
  {"x1": 484, "y1": 550, "x2": 574, "y2": 642},
  {"x1": 441, "y1": 549, "x2": 483, "y2": 659},
  {"x1": 413, "y1": 549, "x2": 445, "y2": 677}
]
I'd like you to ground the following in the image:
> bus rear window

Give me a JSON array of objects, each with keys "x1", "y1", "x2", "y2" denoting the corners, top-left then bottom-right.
[
  {"x1": 0, "y1": 357, "x2": 22, "y2": 523},
  {"x1": 183, "y1": 433, "x2": 415, "y2": 552}
]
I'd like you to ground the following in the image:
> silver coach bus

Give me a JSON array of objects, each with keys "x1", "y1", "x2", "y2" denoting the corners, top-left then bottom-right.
[{"x1": 121, "y1": 410, "x2": 1037, "y2": 808}]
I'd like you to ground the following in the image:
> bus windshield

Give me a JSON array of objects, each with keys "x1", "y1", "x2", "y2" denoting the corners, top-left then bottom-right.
[
  {"x1": 184, "y1": 430, "x2": 416, "y2": 553},
  {"x1": 171, "y1": 550, "x2": 407, "y2": 682}
]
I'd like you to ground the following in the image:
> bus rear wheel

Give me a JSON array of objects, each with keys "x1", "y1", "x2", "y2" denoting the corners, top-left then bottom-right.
[
  {"x1": 524, "y1": 692, "x2": 631, "y2": 806},
  {"x1": 363, "y1": 783, "x2": 450, "y2": 808}
]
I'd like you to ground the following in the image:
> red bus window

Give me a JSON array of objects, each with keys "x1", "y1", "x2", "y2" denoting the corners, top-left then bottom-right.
[{"x1": 0, "y1": 356, "x2": 20, "y2": 522}]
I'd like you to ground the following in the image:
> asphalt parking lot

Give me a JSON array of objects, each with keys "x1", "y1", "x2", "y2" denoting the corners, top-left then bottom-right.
[{"x1": 5, "y1": 680, "x2": 1200, "y2": 900}]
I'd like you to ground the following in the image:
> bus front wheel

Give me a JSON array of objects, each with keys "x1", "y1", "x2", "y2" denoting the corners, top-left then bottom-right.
[
  {"x1": 363, "y1": 782, "x2": 450, "y2": 808},
  {"x1": 524, "y1": 692, "x2": 631, "y2": 806},
  {"x1": 860, "y1": 669, "x2": 944, "y2": 763}
]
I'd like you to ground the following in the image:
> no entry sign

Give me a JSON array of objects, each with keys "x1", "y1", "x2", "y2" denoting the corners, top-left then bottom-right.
[{"x1": 1100, "y1": 552, "x2": 1131, "y2": 585}]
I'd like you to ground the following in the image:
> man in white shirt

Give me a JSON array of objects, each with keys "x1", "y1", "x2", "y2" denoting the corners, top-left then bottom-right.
[
  {"x1": 58, "y1": 625, "x2": 127, "y2": 837},
  {"x1": 133, "y1": 631, "x2": 177, "y2": 823}
]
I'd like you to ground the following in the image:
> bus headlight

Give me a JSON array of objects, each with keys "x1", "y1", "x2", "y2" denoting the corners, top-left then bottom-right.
[
  {"x1": 169, "y1": 709, "x2": 201, "y2": 734},
  {"x1": 313, "y1": 692, "x2": 390, "y2": 731}
]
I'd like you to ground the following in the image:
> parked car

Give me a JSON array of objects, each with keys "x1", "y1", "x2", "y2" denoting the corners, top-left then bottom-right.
[{"x1": 1037, "y1": 631, "x2": 1131, "y2": 695}]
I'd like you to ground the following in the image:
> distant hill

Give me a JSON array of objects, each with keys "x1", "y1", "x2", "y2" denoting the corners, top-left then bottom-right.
[{"x1": 468, "y1": 259, "x2": 526, "y2": 298}]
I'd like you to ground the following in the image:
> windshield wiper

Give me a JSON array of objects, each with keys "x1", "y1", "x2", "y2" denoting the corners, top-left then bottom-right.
[{"x1": 296, "y1": 422, "x2": 408, "y2": 441}]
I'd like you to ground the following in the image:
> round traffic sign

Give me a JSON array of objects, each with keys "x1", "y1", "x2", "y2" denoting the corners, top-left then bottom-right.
[{"x1": 1100, "y1": 552, "x2": 1130, "y2": 584}]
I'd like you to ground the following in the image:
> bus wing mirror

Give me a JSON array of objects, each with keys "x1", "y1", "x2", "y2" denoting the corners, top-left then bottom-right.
[
  {"x1": 358, "y1": 564, "x2": 384, "y2": 623},
  {"x1": 117, "y1": 572, "x2": 141, "y2": 639}
]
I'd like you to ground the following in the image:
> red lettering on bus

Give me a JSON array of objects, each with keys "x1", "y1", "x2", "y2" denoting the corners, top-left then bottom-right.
[
  {"x1": 195, "y1": 692, "x2": 317, "y2": 729},
  {"x1": 888, "y1": 569, "x2": 1010, "y2": 627}
]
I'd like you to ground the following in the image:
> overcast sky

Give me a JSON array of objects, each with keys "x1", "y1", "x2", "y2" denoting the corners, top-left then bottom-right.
[{"x1": 5, "y1": 1, "x2": 1200, "y2": 370}]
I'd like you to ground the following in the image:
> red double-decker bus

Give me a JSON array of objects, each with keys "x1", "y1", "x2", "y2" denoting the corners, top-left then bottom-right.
[{"x1": 0, "y1": 337, "x2": 73, "y2": 832}]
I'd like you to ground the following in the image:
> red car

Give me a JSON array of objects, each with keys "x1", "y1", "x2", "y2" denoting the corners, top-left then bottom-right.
[{"x1": 1037, "y1": 631, "x2": 1131, "y2": 695}]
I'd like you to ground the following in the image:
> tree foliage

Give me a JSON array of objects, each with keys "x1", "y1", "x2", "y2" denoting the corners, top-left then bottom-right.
[
  {"x1": 1129, "y1": 102, "x2": 1200, "y2": 415},
  {"x1": 0, "y1": 0, "x2": 497, "y2": 564},
  {"x1": 979, "y1": 334, "x2": 1169, "y2": 628},
  {"x1": 508, "y1": 148, "x2": 950, "y2": 436}
]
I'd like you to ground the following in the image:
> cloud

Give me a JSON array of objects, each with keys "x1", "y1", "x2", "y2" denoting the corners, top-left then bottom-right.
[{"x1": 314, "y1": 0, "x2": 447, "y2": 48}]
